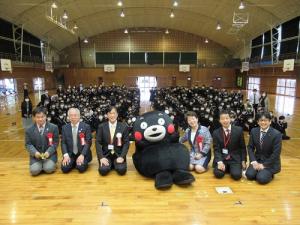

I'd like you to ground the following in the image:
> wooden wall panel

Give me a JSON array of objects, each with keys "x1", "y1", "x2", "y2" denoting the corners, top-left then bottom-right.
[
  {"x1": 56, "y1": 67, "x2": 236, "y2": 88},
  {"x1": 0, "y1": 66, "x2": 56, "y2": 93},
  {"x1": 246, "y1": 66, "x2": 300, "y2": 97}
]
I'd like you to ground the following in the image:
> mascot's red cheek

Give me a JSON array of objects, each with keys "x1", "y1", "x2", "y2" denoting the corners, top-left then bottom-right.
[
  {"x1": 167, "y1": 124, "x2": 175, "y2": 134},
  {"x1": 134, "y1": 131, "x2": 143, "y2": 141}
]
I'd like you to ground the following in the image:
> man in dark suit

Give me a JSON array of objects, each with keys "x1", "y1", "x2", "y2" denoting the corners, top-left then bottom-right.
[
  {"x1": 246, "y1": 111, "x2": 282, "y2": 184},
  {"x1": 25, "y1": 107, "x2": 59, "y2": 176},
  {"x1": 96, "y1": 106, "x2": 129, "y2": 176},
  {"x1": 61, "y1": 108, "x2": 92, "y2": 173},
  {"x1": 213, "y1": 110, "x2": 247, "y2": 180}
]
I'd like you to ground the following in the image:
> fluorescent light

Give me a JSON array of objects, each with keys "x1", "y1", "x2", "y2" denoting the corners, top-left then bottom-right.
[
  {"x1": 239, "y1": 0, "x2": 245, "y2": 10},
  {"x1": 170, "y1": 10, "x2": 175, "y2": 18},
  {"x1": 120, "y1": 9, "x2": 125, "y2": 17},
  {"x1": 51, "y1": 2, "x2": 58, "y2": 9},
  {"x1": 117, "y1": 1, "x2": 123, "y2": 7},
  {"x1": 62, "y1": 10, "x2": 68, "y2": 19},
  {"x1": 173, "y1": 1, "x2": 178, "y2": 7},
  {"x1": 216, "y1": 22, "x2": 221, "y2": 30},
  {"x1": 124, "y1": 29, "x2": 128, "y2": 34}
]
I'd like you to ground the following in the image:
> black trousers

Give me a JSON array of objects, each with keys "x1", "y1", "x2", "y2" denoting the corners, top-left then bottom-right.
[
  {"x1": 61, "y1": 153, "x2": 89, "y2": 173},
  {"x1": 245, "y1": 165, "x2": 273, "y2": 184},
  {"x1": 214, "y1": 162, "x2": 242, "y2": 180},
  {"x1": 98, "y1": 154, "x2": 127, "y2": 176}
]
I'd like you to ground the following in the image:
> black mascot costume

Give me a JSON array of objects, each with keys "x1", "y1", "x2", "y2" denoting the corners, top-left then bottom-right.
[{"x1": 132, "y1": 111, "x2": 195, "y2": 189}]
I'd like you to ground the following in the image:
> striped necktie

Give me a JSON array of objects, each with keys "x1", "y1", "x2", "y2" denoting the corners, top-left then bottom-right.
[{"x1": 260, "y1": 131, "x2": 266, "y2": 146}]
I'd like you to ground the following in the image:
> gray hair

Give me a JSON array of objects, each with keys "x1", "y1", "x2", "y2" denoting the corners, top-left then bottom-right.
[{"x1": 67, "y1": 108, "x2": 81, "y2": 117}]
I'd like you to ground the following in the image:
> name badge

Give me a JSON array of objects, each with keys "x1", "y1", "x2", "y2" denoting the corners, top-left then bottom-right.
[
  {"x1": 108, "y1": 144, "x2": 114, "y2": 150},
  {"x1": 222, "y1": 148, "x2": 228, "y2": 154}
]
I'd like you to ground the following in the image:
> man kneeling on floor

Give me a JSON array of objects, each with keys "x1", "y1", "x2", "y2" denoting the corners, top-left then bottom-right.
[
  {"x1": 61, "y1": 108, "x2": 92, "y2": 173},
  {"x1": 25, "y1": 107, "x2": 59, "y2": 176},
  {"x1": 246, "y1": 111, "x2": 282, "y2": 184}
]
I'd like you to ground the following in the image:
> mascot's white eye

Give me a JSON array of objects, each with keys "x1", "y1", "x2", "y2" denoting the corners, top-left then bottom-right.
[
  {"x1": 140, "y1": 122, "x2": 148, "y2": 129},
  {"x1": 158, "y1": 118, "x2": 165, "y2": 125}
]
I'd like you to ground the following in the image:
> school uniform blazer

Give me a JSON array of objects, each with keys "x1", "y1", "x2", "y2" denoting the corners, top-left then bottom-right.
[
  {"x1": 25, "y1": 122, "x2": 59, "y2": 165},
  {"x1": 61, "y1": 122, "x2": 92, "y2": 162},
  {"x1": 212, "y1": 125, "x2": 246, "y2": 166},
  {"x1": 96, "y1": 121, "x2": 129, "y2": 159},
  {"x1": 247, "y1": 127, "x2": 281, "y2": 174}
]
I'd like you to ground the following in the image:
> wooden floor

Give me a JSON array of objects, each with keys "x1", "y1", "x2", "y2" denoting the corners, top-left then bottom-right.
[{"x1": 0, "y1": 91, "x2": 300, "y2": 225}]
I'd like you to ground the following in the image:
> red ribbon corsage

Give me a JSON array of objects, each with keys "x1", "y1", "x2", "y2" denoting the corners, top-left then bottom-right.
[
  {"x1": 79, "y1": 132, "x2": 86, "y2": 145},
  {"x1": 196, "y1": 135, "x2": 204, "y2": 152},
  {"x1": 47, "y1": 133, "x2": 53, "y2": 146}
]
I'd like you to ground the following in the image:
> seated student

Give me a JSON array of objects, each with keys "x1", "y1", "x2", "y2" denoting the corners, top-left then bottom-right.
[
  {"x1": 61, "y1": 108, "x2": 92, "y2": 173},
  {"x1": 25, "y1": 107, "x2": 59, "y2": 176},
  {"x1": 96, "y1": 106, "x2": 130, "y2": 176},
  {"x1": 246, "y1": 112, "x2": 282, "y2": 184},
  {"x1": 213, "y1": 110, "x2": 247, "y2": 180},
  {"x1": 179, "y1": 111, "x2": 212, "y2": 173},
  {"x1": 276, "y1": 116, "x2": 290, "y2": 140}
]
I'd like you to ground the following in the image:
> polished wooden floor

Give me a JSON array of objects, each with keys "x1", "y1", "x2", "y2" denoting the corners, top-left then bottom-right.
[{"x1": 0, "y1": 91, "x2": 300, "y2": 225}]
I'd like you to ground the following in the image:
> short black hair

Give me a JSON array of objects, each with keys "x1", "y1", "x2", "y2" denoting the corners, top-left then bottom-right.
[
  {"x1": 32, "y1": 107, "x2": 47, "y2": 116},
  {"x1": 185, "y1": 111, "x2": 198, "y2": 120},
  {"x1": 219, "y1": 110, "x2": 230, "y2": 118},
  {"x1": 279, "y1": 115, "x2": 285, "y2": 120},
  {"x1": 107, "y1": 106, "x2": 118, "y2": 114},
  {"x1": 257, "y1": 111, "x2": 272, "y2": 120}
]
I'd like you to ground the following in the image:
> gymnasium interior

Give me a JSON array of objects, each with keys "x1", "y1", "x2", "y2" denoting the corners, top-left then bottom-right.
[{"x1": 0, "y1": 0, "x2": 300, "y2": 225}]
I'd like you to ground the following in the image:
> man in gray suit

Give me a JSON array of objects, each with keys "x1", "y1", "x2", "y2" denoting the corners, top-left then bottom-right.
[
  {"x1": 246, "y1": 111, "x2": 282, "y2": 184},
  {"x1": 25, "y1": 107, "x2": 59, "y2": 176}
]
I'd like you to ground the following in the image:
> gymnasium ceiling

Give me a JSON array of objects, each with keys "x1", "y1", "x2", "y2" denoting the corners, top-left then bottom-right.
[{"x1": 0, "y1": 0, "x2": 300, "y2": 53}]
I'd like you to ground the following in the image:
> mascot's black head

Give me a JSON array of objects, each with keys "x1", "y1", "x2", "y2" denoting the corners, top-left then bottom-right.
[{"x1": 133, "y1": 111, "x2": 175, "y2": 145}]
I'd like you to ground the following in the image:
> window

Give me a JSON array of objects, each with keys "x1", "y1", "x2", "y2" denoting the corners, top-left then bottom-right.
[
  {"x1": 136, "y1": 76, "x2": 157, "y2": 101},
  {"x1": 276, "y1": 78, "x2": 296, "y2": 96},
  {"x1": 275, "y1": 95, "x2": 295, "y2": 115},
  {"x1": 247, "y1": 77, "x2": 260, "y2": 91},
  {"x1": 33, "y1": 77, "x2": 45, "y2": 91}
]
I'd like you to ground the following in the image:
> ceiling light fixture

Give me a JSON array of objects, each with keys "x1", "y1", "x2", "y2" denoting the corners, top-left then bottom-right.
[
  {"x1": 83, "y1": 38, "x2": 88, "y2": 43},
  {"x1": 51, "y1": 2, "x2": 58, "y2": 9},
  {"x1": 216, "y1": 22, "x2": 221, "y2": 30},
  {"x1": 205, "y1": 38, "x2": 209, "y2": 43},
  {"x1": 165, "y1": 29, "x2": 169, "y2": 34},
  {"x1": 124, "y1": 29, "x2": 128, "y2": 34},
  {"x1": 173, "y1": 1, "x2": 178, "y2": 7},
  {"x1": 239, "y1": 0, "x2": 245, "y2": 10},
  {"x1": 120, "y1": 9, "x2": 125, "y2": 17},
  {"x1": 73, "y1": 23, "x2": 78, "y2": 30},
  {"x1": 62, "y1": 10, "x2": 68, "y2": 19},
  {"x1": 117, "y1": 1, "x2": 123, "y2": 7},
  {"x1": 170, "y1": 10, "x2": 175, "y2": 18}
]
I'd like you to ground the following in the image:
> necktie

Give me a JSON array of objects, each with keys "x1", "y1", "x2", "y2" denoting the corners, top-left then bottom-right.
[
  {"x1": 39, "y1": 126, "x2": 44, "y2": 135},
  {"x1": 254, "y1": 93, "x2": 256, "y2": 104},
  {"x1": 260, "y1": 131, "x2": 266, "y2": 146},
  {"x1": 72, "y1": 125, "x2": 78, "y2": 154},
  {"x1": 110, "y1": 124, "x2": 116, "y2": 143},
  {"x1": 226, "y1": 129, "x2": 230, "y2": 137}
]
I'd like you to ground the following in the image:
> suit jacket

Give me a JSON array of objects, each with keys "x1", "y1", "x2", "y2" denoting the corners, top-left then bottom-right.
[
  {"x1": 96, "y1": 121, "x2": 129, "y2": 159},
  {"x1": 213, "y1": 125, "x2": 246, "y2": 166},
  {"x1": 179, "y1": 125, "x2": 212, "y2": 156},
  {"x1": 61, "y1": 122, "x2": 92, "y2": 162},
  {"x1": 25, "y1": 122, "x2": 59, "y2": 165},
  {"x1": 248, "y1": 127, "x2": 281, "y2": 174}
]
